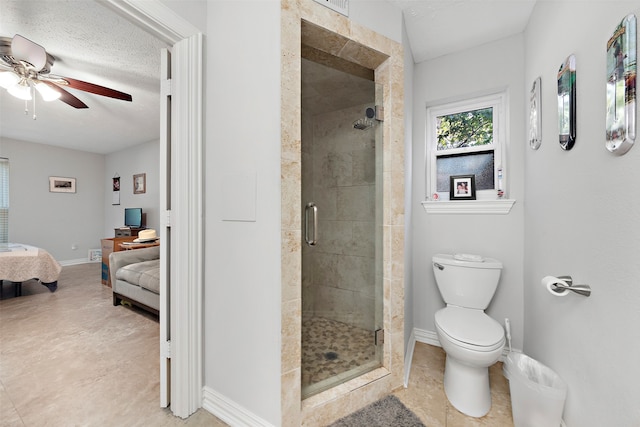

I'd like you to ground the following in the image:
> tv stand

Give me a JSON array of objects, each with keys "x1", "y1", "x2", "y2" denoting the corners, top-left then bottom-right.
[{"x1": 114, "y1": 227, "x2": 145, "y2": 237}]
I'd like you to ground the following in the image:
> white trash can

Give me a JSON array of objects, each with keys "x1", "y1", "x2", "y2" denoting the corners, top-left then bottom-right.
[{"x1": 503, "y1": 352, "x2": 567, "y2": 427}]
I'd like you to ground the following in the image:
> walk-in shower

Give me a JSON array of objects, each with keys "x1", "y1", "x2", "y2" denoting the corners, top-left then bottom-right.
[{"x1": 301, "y1": 58, "x2": 383, "y2": 398}]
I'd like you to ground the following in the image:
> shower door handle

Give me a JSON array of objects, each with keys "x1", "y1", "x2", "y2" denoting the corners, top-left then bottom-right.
[{"x1": 305, "y1": 202, "x2": 318, "y2": 246}]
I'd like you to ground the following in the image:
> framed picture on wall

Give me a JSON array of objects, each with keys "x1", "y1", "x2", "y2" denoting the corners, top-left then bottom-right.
[
  {"x1": 557, "y1": 54, "x2": 577, "y2": 150},
  {"x1": 449, "y1": 175, "x2": 476, "y2": 200},
  {"x1": 606, "y1": 14, "x2": 636, "y2": 155},
  {"x1": 49, "y1": 176, "x2": 76, "y2": 193},
  {"x1": 529, "y1": 76, "x2": 542, "y2": 150},
  {"x1": 112, "y1": 175, "x2": 120, "y2": 205},
  {"x1": 133, "y1": 173, "x2": 146, "y2": 194}
]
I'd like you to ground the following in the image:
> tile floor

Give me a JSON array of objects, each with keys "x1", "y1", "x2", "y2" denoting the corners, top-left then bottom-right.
[
  {"x1": 393, "y1": 342, "x2": 514, "y2": 426},
  {"x1": 1, "y1": 263, "x2": 513, "y2": 426},
  {"x1": 0, "y1": 263, "x2": 226, "y2": 427}
]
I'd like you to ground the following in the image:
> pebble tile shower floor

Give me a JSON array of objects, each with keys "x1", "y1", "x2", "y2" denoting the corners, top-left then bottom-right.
[{"x1": 301, "y1": 317, "x2": 378, "y2": 389}]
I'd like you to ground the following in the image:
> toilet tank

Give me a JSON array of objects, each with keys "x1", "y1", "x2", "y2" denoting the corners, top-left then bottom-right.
[{"x1": 432, "y1": 254, "x2": 503, "y2": 309}]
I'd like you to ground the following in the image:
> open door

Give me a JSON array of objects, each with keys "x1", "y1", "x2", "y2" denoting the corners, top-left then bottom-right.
[
  {"x1": 159, "y1": 46, "x2": 171, "y2": 408},
  {"x1": 101, "y1": 0, "x2": 204, "y2": 418},
  {"x1": 160, "y1": 34, "x2": 204, "y2": 418}
]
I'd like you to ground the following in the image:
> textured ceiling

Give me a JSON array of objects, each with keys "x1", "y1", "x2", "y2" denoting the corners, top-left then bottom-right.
[{"x1": 0, "y1": 0, "x2": 167, "y2": 154}]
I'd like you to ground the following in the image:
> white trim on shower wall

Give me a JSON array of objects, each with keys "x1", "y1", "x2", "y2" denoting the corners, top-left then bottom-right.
[
  {"x1": 202, "y1": 386, "x2": 276, "y2": 427},
  {"x1": 404, "y1": 329, "x2": 416, "y2": 387},
  {"x1": 405, "y1": 328, "x2": 440, "y2": 387}
]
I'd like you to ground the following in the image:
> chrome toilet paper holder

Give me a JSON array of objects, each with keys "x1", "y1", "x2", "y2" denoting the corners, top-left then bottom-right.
[{"x1": 550, "y1": 275, "x2": 592, "y2": 297}]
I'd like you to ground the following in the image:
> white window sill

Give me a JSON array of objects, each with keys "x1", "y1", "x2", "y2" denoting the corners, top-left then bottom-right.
[{"x1": 421, "y1": 199, "x2": 516, "y2": 214}]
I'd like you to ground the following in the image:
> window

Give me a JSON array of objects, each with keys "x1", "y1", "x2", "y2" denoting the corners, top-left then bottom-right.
[
  {"x1": 0, "y1": 158, "x2": 8, "y2": 243},
  {"x1": 427, "y1": 92, "x2": 506, "y2": 201}
]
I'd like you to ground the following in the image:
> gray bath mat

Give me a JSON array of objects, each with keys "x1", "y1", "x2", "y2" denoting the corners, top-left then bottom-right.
[{"x1": 328, "y1": 395, "x2": 425, "y2": 427}]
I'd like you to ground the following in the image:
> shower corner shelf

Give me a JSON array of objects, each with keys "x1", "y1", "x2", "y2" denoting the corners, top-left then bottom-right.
[{"x1": 421, "y1": 199, "x2": 516, "y2": 215}]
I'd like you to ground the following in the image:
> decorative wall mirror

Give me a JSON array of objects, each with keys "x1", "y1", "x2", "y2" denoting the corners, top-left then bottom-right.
[
  {"x1": 529, "y1": 77, "x2": 542, "y2": 150},
  {"x1": 557, "y1": 55, "x2": 576, "y2": 150},
  {"x1": 606, "y1": 14, "x2": 636, "y2": 155}
]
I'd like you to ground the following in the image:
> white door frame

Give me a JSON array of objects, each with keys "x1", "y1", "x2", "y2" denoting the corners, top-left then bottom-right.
[{"x1": 100, "y1": 0, "x2": 204, "y2": 419}]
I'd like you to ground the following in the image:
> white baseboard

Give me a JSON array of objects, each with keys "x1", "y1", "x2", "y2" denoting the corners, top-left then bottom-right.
[
  {"x1": 406, "y1": 328, "x2": 522, "y2": 383},
  {"x1": 414, "y1": 328, "x2": 440, "y2": 347},
  {"x1": 412, "y1": 327, "x2": 520, "y2": 362},
  {"x1": 202, "y1": 386, "x2": 275, "y2": 427},
  {"x1": 59, "y1": 258, "x2": 100, "y2": 266}
]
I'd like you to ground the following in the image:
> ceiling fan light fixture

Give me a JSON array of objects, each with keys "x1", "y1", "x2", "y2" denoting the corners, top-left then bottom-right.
[
  {"x1": 7, "y1": 78, "x2": 32, "y2": 100},
  {"x1": 0, "y1": 71, "x2": 20, "y2": 89},
  {"x1": 2, "y1": 34, "x2": 132, "y2": 111},
  {"x1": 34, "y1": 81, "x2": 61, "y2": 101}
]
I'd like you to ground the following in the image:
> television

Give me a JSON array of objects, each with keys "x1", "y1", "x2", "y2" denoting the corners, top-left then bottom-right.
[{"x1": 124, "y1": 208, "x2": 143, "y2": 228}]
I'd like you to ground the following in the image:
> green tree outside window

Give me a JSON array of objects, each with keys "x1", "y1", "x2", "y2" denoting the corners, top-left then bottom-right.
[{"x1": 436, "y1": 107, "x2": 493, "y2": 150}]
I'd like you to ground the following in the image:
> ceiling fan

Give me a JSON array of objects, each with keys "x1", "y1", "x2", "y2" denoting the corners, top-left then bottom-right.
[{"x1": 0, "y1": 34, "x2": 132, "y2": 111}]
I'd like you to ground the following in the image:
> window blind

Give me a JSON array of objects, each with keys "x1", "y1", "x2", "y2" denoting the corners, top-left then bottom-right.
[{"x1": 0, "y1": 157, "x2": 8, "y2": 243}]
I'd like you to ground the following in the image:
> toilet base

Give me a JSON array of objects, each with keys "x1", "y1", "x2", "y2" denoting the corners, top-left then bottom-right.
[{"x1": 443, "y1": 355, "x2": 492, "y2": 418}]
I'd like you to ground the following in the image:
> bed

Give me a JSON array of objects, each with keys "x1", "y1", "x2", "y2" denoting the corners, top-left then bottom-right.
[{"x1": 0, "y1": 244, "x2": 62, "y2": 297}]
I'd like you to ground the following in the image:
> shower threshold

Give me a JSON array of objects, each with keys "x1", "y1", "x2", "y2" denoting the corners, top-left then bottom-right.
[{"x1": 302, "y1": 359, "x2": 381, "y2": 400}]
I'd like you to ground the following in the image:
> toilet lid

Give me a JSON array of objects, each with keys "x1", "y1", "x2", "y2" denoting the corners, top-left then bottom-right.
[{"x1": 435, "y1": 306, "x2": 504, "y2": 348}]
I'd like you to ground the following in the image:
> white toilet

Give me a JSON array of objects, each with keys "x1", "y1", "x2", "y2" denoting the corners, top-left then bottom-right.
[{"x1": 432, "y1": 253, "x2": 505, "y2": 418}]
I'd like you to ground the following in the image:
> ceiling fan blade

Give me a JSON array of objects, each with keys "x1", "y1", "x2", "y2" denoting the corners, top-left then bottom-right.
[
  {"x1": 59, "y1": 76, "x2": 132, "y2": 102},
  {"x1": 11, "y1": 34, "x2": 47, "y2": 71},
  {"x1": 42, "y1": 81, "x2": 88, "y2": 109},
  {"x1": 0, "y1": 37, "x2": 13, "y2": 61}
]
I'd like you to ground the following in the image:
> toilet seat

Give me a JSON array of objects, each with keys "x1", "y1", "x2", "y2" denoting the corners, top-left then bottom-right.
[{"x1": 435, "y1": 306, "x2": 504, "y2": 351}]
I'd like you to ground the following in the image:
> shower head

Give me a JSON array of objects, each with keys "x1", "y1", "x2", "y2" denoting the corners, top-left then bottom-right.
[
  {"x1": 353, "y1": 118, "x2": 373, "y2": 130},
  {"x1": 353, "y1": 106, "x2": 375, "y2": 130}
]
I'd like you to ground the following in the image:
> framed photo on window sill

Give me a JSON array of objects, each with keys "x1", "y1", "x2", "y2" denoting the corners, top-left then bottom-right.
[{"x1": 449, "y1": 175, "x2": 476, "y2": 200}]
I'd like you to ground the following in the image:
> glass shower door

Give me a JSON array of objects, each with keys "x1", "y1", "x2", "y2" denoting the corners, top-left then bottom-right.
[{"x1": 301, "y1": 58, "x2": 383, "y2": 398}]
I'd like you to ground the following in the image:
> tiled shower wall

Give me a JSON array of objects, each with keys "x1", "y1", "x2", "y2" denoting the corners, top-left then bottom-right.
[
  {"x1": 302, "y1": 103, "x2": 377, "y2": 330},
  {"x1": 281, "y1": 1, "x2": 405, "y2": 425}
]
